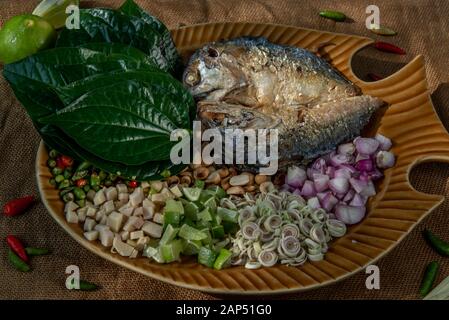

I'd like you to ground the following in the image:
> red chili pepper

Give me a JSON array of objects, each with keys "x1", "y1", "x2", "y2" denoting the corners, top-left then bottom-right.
[
  {"x1": 56, "y1": 155, "x2": 73, "y2": 168},
  {"x1": 6, "y1": 235, "x2": 29, "y2": 262},
  {"x1": 373, "y1": 41, "x2": 406, "y2": 55},
  {"x1": 76, "y1": 179, "x2": 88, "y2": 187},
  {"x1": 3, "y1": 195, "x2": 35, "y2": 217},
  {"x1": 367, "y1": 73, "x2": 384, "y2": 81},
  {"x1": 128, "y1": 180, "x2": 138, "y2": 188}
]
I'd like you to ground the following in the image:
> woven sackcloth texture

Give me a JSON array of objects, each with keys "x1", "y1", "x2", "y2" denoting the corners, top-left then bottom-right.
[{"x1": 1, "y1": 0, "x2": 449, "y2": 300}]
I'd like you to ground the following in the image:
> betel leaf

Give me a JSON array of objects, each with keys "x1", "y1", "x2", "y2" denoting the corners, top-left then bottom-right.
[
  {"x1": 40, "y1": 124, "x2": 185, "y2": 181},
  {"x1": 77, "y1": 42, "x2": 158, "y2": 68},
  {"x1": 41, "y1": 80, "x2": 184, "y2": 165},
  {"x1": 3, "y1": 48, "x2": 154, "y2": 120},
  {"x1": 119, "y1": 0, "x2": 181, "y2": 76},
  {"x1": 56, "y1": 70, "x2": 195, "y2": 127},
  {"x1": 56, "y1": 9, "x2": 172, "y2": 72}
]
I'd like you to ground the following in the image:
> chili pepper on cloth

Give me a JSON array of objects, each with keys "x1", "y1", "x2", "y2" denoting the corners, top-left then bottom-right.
[
  {"x1": 424, "y1": 229, "x2": 449, "y2": 256},
  {"x1": 25, "y1": 247, "x2": 50, "y2": 256},
  {"x1": 319, "y1": 10, "x2": 346, "y2": 22},
  {"x1": 420, "y1": 261, "x2": 439, "y2": 297},
  {"x1": 6, "y1": 235, "x2": 28, "y2": 262},
  {"x1": 373, "y1": 41, "x2": 406, "y2": 55},
  {"x1": 8, "y1": 250, "x2": 30, "y2": 272},
  {"x1": 3, "y1": 195, "x2": 35, "y2": 216}
]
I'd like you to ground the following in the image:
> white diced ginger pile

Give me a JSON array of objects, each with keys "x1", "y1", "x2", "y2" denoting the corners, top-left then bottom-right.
[{"x1": 68, "y1": 182, "x2": 176, "y2": 259}]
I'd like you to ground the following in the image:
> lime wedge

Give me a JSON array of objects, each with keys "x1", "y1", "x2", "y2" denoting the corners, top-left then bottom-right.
[
  {"x1": 33, "y1": 0, "x2": 80, "y2": 29},
  {"x1": 179, "y1": 224, "x2": 207, "y2": 241},
  {"x1": 182, "y1": 187, "x2": 201, "y2": 202},
  {"x1": 181, "y1": 239, "x2": 202, "y2": 256}
]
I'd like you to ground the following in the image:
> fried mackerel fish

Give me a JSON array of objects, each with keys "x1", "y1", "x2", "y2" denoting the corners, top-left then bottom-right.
[{"x1": 183, "y1": 37, "x2": 384, "y2": 168}]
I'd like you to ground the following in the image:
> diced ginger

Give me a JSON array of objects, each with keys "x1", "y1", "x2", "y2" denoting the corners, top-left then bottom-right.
[
  {"x1": 100, "y1": 215, "x2": 108, "y2": 225},
  {"x1": 86, "y1": 189, "x2": 96, "y2": 202},
  {"x1": 142, "y1": 199, "x2": 155, "y2": 220},
  {"x1": 153, "y1": 213, "x2": 164, "y2": 225},
  {"x1": 126, "y1": 239, "x2": 137, "y2": 247},
  {"x1": 94, "y1": 224, "x2": 109, "y2": 232},
  {"x1": 119, "y1": 205, "x2": 134, "y2": 217},
  {"x1": 65, "y1": 201, "x2": 79, "y2": 213},
  {"x1": 84, "y1": 217, "x2": 96, "y2": 232},
  {"x1": 99, "y1": 228, "x2": 114, "y2": 247},
  {"x1": 95, "y1": 209, "x2": 104, "y2": 222},
  {"x1": 151, "y1": 193, "x2": 166, "y2": 204},
  {"x1": 129, "y1": 187, "x2": 144, "y2": 207},
  {"x1": 120, "y1": 231, "x2": 130, "y2": 241},
  {"x1": 84, "y1": 230, "x2": 99, "y2": 241},
  {"x1": 105, "y1": 186, "x2": 118, "y2": 201},
  {"x1": 133, "y1": 207, "x2": 143, "y2": 216},
  {"x1": 118, "y1": 193, "x2": 129, "y2": 202},
  {"x1": 66, "y1": 211, "x2": 78, "y2": 224},
  {"x1": 107, "y1": 212, "x2": 124, "y2": 233},
  {"x1": 135, "y1": 236, "x2": 150, "y2": 251},
  {"x1": 170, "y1": 185, "x2": 183, "y2": 198},
  {"x1": 112, "y1": 237, "x2": 135, "y2": 257},
  {"x1": 142, "y1": 221, "x2": 163, "y2": 238},
  {"x1": 77, "y1": 206, "x2": 88, "y2": 222},
  {"x1": 93, "y1": 190, "x2": 106, "y2": 206},
  {"x1": 141, "y1": 181, "x2": 150, "y2": 189},
  {"x1": 86, "y1": 206, "x2": 97, "y2": 218},
  {"x1": 130, "y1": 230, "x2": 144, "y2": 240},
  {"x1": 116, "y1": 183, "x2": 128, "y2": 194},
  {"x1": 102, "y1": 200, "x2": 115, "y2": 215}
]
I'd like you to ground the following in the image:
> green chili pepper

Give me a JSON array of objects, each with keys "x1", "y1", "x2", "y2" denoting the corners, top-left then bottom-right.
[
  {"x1": 71, "y1": 170, "x2": 88, "y2": 181},
  {"x1": 73, "y1": 187, "x2": 86, "y2": 200},
  {"x1": 424, "y1": 229, "x2": 449, "y2": 256},
  {"x1": 319, "y1": 10, "x2": 347, "y2": 22},
  {"x1": 60, "y1": 187, "x2": 75, "y2": 197},
  {"x1": 47, "y1": 159, "x2": 57, "y2": 168},
  {"x1": 62, "y1": 192, "x2": 74, "y2": 203},
  {"x1": 76, "y1": 161, "x2": 91, "y2": 172},
  {"x1": 8, "y1": 249, "x2": 30, "y2": 272},
  {"x1": 49, "y1": 178, "x2": 56, "y2": 186},
  {"x1": 90, "y1": 173, "x2": 101, "y2": 187},
  {"x1": 52, "y1": 167, "x2": 63, "y2": 176},
  {"x1": 77, "y1": 280, "x2": 98, "y2": 291},
  {"x1": 63, "y1": 170, "x2": 72, "y2": 179},
  {"x1": 49, "y1": 149, "x2": 59, "y2": 159},
  {"x1": 58, "y1": 179, "x2": 71, "y2": 189},
  {"x1": 83, "y1": 185, "x2": 91, "y2": 193},
  {"x1": 98, "y1": 171, "x2": 107, "y2": 181},
  {"x1": 420, "y1": 261, "x2": 439, "y2": 297},
  {"x1": 92, "y1": 185, "x2": 100, "y2": 192},
  {"x1": 108, "y1": 173, "x2": 118, "y2": 181},
  {"x1": 25, "y1": 247, "x2": 50, "y2": 256},
  {"x1": 55, "y1": 174, "x2": 65, "y2": 183}
]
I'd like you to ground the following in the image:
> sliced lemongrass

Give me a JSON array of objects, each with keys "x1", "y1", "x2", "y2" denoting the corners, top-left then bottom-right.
[
  {"x1": 245, "y1": 261, "x2": 262, "y2": 269},
  {"x1": 310, "y1": 225, "x2": 326, "y2": 243},
  {"x1": 326, "y1": 219, "x2": 347, "y2": 237},
  {"x1": 258, "y1": 250, "x2": 278, "y2": 267},
  {"x1": 241, "y1": 221, "x2": 260, "y2": 240},
  {"x1": 282, "y1": 223, "x2": 300, "y2": 238},
  {"x1": 281, "y1": 236, "x2": 301, "y2": 257}
]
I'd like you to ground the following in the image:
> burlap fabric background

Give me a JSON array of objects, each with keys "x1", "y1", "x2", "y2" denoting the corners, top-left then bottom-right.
[{"x1": 1, "y1": 0, "x2": 449, "y2": 300}]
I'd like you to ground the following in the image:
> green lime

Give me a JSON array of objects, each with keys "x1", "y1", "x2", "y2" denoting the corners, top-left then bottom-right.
[
  {"x1": 0, "y1": 14, "x2": 56, "y2": 64},
  {"x1": 182, "y1": 187, "x2": 202, "y2": 202},
  {"x1": 33, "y1": 0, "x2": 80, "y2": 29}
]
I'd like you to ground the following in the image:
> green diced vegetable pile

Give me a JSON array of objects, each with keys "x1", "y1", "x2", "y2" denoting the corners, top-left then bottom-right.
[{"x1": 143, "y1": 183, "x2": 237, "y2": 269}]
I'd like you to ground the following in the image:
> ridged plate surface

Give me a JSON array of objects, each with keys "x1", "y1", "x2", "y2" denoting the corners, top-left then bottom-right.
[{"x1": 36, "y1": 22, "x2": 449, "y2": 294}]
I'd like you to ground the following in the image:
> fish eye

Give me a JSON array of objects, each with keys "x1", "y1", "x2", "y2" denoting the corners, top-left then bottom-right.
[
  {"x1": 207, "y1": 47, "x2": 219, "y2": 58},
  {"x1": 184, "y1": 69, "x2": 200, "y2": 87}
]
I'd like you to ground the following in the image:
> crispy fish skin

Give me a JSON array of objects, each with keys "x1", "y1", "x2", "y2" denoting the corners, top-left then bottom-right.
[{"x1": 184, "y1": 37, "x2": 385, "y2": 168}]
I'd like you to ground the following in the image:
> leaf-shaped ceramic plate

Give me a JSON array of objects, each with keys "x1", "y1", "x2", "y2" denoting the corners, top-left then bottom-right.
[{"x1": 36, "y1": 23, "x2": 449, "y2": 294}]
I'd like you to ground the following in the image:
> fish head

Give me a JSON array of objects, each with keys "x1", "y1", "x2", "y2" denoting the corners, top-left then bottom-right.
[{"x1": 183, "y1": 43, "x2": 247, "y2": 100}]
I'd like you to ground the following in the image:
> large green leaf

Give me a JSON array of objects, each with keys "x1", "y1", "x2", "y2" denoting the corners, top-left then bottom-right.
[
  {"x1": 56, "y1": 70, "x2": 194, "y2": 127},
  {"x1": 42, "y1": 80, "x2": 183, "y2": 164},
  {"x1": 56, "y1": 9, "x2": 173, "y2": 72},
  {"x1": 119, "y1": 0, "x2": 181, "y2": 76}
]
